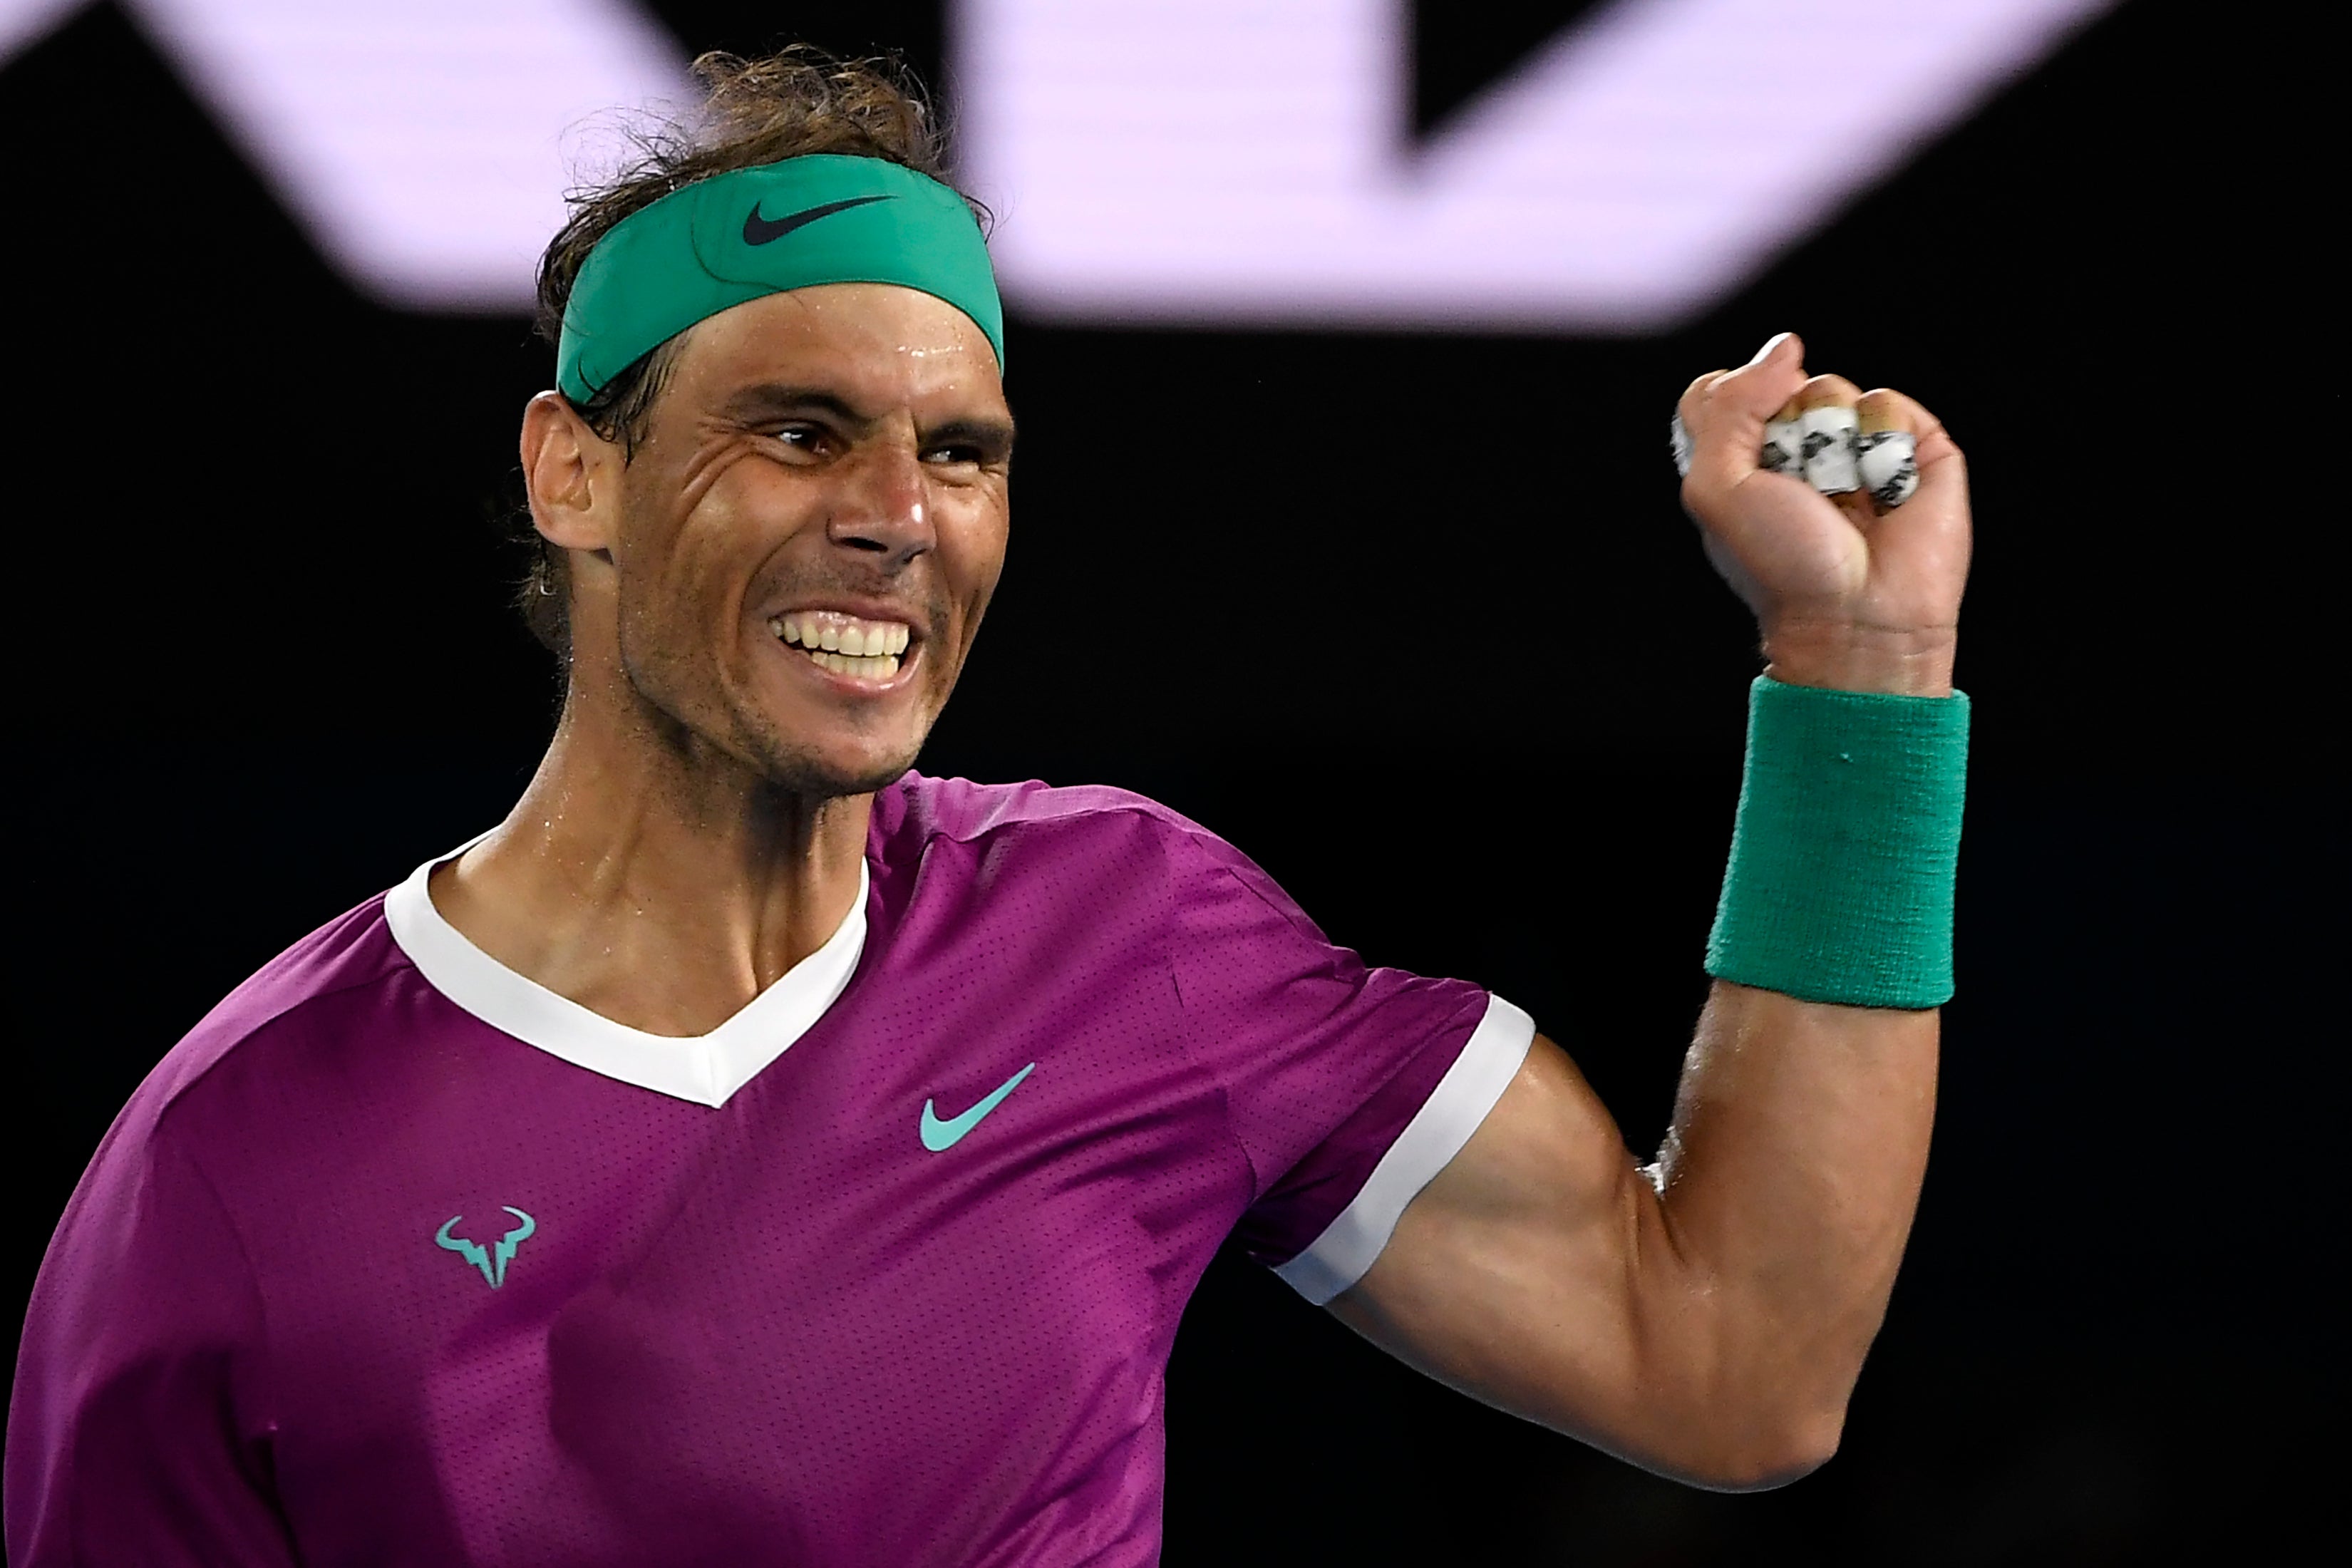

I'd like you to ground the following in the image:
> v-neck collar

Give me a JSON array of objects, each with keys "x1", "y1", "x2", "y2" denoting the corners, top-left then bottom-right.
[{"x1": 383, "y1": 839, "x2": 869, "y2": 1107}]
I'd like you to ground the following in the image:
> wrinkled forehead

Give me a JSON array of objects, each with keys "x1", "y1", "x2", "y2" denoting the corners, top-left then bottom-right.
[{"x1": 673, "y1": 284, "x2": 1009, "y2": 413}]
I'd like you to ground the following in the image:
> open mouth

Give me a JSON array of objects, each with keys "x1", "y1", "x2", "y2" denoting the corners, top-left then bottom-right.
[{"x1": 766, "y1": 609, "x2": 914, "y2": 681}]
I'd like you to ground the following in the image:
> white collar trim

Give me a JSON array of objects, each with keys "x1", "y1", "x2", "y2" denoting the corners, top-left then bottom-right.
[{"x1": 383, "y1": 837, "x2": 868, "y2": 1108}]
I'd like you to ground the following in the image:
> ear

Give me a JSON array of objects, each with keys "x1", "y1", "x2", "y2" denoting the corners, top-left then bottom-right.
[{"x1": 520, "y1": 391, "x2": 620, "y2": 553}]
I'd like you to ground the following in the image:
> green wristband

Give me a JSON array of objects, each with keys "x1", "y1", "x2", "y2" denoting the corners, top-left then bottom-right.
[{"x1": 1706, "y1": 676, "x2": 1969, "y2": 1009}]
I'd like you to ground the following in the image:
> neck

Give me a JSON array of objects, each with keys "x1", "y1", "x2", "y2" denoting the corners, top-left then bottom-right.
[{"x1": 430, "y1": 670, "x2": 875, "y2": 1038}]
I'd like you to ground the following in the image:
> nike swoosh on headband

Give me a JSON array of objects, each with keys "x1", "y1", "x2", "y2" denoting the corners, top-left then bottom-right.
[
  {"x1": 742, "y1": 194, "x2": 894, "y2": 246},
  {"x1": 557, "y1": 155, "x2": 1004, "y2": 402}
]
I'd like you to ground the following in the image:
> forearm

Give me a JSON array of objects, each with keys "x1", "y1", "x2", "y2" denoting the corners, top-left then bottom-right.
[
  {"x1": 1646, "y1": 980, "x2": 1937, "y2": 1464},
  {"x1": 1636, "y1": 532, "x2": 1953, "y2": 1444},
  {"x1": 1341, "y1": 336, "x2": 1970, "y2": 1487}
]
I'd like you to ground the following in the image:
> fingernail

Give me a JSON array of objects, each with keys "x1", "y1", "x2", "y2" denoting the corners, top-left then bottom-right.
[
  {"x1": 1747, "y1": 331, "x2": 1794, "y2": 368},
  {"x1": 1798, "y1": 406, "x2": 1860, "y2": 494},
  {"x1": 1855, "y1": 430, "x2": 1919, "y2": 508},
  {"x1": 1668, "y1": 413, "x2": 1693, "y2": 478}
]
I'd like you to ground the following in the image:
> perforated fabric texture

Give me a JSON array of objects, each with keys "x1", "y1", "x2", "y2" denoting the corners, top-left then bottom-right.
[{"x1": 8, "y1": 773, "x2": 1510, "y2": 1567}]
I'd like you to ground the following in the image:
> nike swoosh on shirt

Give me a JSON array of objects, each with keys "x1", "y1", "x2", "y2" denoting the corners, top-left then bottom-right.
[
  {"x1": 920, "y1": 1063, "x2": 1037, "y2": 1152},
  {"x1": 741, "y1": 194, "x2": 892, "y2": 246}
]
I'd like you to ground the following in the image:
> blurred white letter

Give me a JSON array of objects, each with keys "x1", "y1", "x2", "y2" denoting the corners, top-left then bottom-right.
[
  {"x1": 4, "y1": 0, "x2": 690, "y2": 309},
  {"x1": 955, "y1": 0, "x2": 2115, "y2": 330}
]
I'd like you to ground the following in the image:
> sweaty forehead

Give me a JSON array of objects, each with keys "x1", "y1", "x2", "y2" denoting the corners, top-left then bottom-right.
[{"x1": 677, "y1": 284, "x2": 1004, "y2": 413}]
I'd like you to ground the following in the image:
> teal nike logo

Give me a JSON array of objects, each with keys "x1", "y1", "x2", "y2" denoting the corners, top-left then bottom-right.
[
  {"x1": 435, "y1": 1207, "x2": 535, "y2": 1289},
  {"x1": 920, "y1": 1063, "x2": 1036, "y2": 1152}
]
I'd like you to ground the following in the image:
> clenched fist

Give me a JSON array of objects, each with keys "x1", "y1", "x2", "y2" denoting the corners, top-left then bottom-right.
[{"x1": 1676, "y1": 333, "x2": 1971, "y2": 697}]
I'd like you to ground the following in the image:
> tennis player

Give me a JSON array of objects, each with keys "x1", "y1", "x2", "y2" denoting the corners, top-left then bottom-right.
[{"x1": 7, "y1": 49, "x2": 1971, "y2": 1567}]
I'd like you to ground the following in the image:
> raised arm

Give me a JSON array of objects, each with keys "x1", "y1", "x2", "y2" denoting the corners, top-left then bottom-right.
[{"x1": 1334, "y1": 332, "x2": 1968, "y2": 1489}]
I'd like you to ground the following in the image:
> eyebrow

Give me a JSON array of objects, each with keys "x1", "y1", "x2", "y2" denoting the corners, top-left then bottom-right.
[
  {"x1": 921, "y1": 415, "x2": 1018, "y2": 458},
  {"x1": 723, "y1": 384, "x2": 877, "y2": 430},
  {"x1": 723, "y1": 382, "x2": 1016, "y2": 455}
]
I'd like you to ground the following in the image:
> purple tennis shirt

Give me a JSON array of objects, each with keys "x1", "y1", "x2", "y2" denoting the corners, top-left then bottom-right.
[{"x1": 9, "y1": 774, "x2": 1532, "y2": 1566}]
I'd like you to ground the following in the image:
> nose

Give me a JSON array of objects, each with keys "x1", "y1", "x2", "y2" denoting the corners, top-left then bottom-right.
[{"x1": 825, "y1": 441, "x2": 934, "y2": 569}]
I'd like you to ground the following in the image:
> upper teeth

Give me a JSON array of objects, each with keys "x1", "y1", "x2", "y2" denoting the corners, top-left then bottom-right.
[{"x1": 769, "y1": 612, "x2": 911, "y2": 658}]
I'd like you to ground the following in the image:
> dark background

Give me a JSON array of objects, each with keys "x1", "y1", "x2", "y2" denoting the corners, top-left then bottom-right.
[{"x1": 4, "y1": 1, "x2": 2333, "y2": 1562}]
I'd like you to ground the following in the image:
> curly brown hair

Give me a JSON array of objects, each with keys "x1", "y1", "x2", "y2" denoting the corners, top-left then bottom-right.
[{"x1": 517, "y1": 46, "x2": 987, "y2": 659}]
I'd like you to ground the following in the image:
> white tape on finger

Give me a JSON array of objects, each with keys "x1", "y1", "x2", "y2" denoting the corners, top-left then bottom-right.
[
  {"x1": 1799, "y1": 406, "x2": 1861, "y2": 494},
  {"x1": 1672, "y1": 409, "x2": 1875, "y2": 490},
  {"x1": 1855, "y1": 430, "x2": 1920, "y2": 508}
]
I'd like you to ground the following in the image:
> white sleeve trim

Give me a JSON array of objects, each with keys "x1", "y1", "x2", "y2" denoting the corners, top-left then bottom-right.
[{"x1": 1272, "y1": 994, "x2": 1537, "y2": 1306}]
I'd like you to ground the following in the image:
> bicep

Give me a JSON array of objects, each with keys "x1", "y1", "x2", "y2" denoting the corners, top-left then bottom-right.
[{"x1": 1328, "y1": 1031, "x2": 1697, "y2": 1472}]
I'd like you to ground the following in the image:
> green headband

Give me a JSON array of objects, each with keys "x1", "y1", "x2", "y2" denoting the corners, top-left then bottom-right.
[{"x1": 557, "y1": 154, "x2": 1004, "y2": 403}]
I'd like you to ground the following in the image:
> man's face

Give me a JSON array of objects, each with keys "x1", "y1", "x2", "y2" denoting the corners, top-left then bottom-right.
[{"x1": 597, "y1": 283, "x2": 1012, "y2": 797}]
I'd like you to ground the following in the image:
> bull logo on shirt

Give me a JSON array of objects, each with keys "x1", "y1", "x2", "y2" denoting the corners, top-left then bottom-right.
[{"x1": 434, "y1": 1207, "x2": 536, "y2": 1289}]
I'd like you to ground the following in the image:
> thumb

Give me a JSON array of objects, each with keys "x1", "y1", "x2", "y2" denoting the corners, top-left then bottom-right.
[
  {"x1": 1679, "y1": 331, "x2": 1807, "y2": 493},
  {"x1": 1711, "y1": 331, "x2": 1807, "y2": 425}
]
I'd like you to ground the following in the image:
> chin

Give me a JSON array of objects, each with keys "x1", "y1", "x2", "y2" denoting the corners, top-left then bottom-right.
[{"x1": 748, "y1": 731, "x2": 924, "y2": 801}]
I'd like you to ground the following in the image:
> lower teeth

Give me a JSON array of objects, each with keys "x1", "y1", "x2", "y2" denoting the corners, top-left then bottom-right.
[{"x1": 800, "y1": 647, "x2": 901, "y2": 679}]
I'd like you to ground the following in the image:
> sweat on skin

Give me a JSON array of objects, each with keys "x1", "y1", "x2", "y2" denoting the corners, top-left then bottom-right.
[{"x1": 6, "y1": 239, "x2": 1966, "y2": 1560}]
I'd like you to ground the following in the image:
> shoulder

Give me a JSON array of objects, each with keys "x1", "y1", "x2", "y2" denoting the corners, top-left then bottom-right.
[
  {"x1": 872, "y1": 770, "x2": 1251, "y2": 875},
  {"x1": 121, "y1": 894, "x2": 418, "y2": 1138},
  {"x1": 870, "y1": 771, "x2": 1328, "y2": 945},
  {"x1": 38, "y1": 892, "x2": 424, "y2": 1308}
]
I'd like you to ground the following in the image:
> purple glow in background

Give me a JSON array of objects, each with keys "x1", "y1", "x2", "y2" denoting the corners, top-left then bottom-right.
[
  {"x1": 958, "y1": 0, "x2": 2119, "y2": 329},
  {"x1": 0, "y1": 0, "x2": 691, "y2": 309},
  {"x1": 4, "y1": 0, "x2": 2117, "y2": 322}
]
